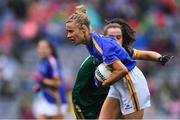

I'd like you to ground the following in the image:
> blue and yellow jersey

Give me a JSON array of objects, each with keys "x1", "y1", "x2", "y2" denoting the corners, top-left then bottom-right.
[
  {"x1": 124, "y1": 47, "x2": 141, "y2": 60},
  {"x1": 86, "y1": 33, "x2": 136, "y2": 71},
  {"x1": 38, "y1": 57, "x2": 67, "y2": 104}
]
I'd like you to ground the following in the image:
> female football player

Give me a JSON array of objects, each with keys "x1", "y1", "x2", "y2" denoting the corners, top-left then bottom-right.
[
  {"x1": 72, "y1": 18, "x2": 172, "y2": 119},
  {"x1": 66, "y1": 5, "x2": 172, "y2": 119},
  {"x1": 99, "y1": 19, "x2": 172, "y2": 119},
  {"x1": 32, "y1": 40, "x2": 68, "y2": 119}
]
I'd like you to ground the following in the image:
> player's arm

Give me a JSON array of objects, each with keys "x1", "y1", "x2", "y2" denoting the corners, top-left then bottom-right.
[
  {"x1": 134, "y1": 50, "x2": 173, "y2": 65},
  {"x1": 134, "y1": 49, "x2": 161, "y2": 61},
  {"x1": 125, "y1": 47, "x2": 173, "y2": 65},
  {"x1": 33, "y1": 71, "x2": 61, "y2": 88},
  {"x1": 102, "y1": 60, "x2": 128, "y2": 88},
  {"x1": 42, "y1": 77, "x2": 61, "y2": 88}
]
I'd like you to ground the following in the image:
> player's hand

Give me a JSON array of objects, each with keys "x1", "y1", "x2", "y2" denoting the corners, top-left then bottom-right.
[
  {"x1": 32, "y1": 83, "x2": 41, "y2": 93},
  {"x1": 32, "y1": 71, "x2": 44, "y2": 82},
  {"x1": 159, "y1": 55, "x2": 173, "y2": 66},
  {"x1": 102, "y1": 81, "x2": 110, "y2": 88},
  {"x1": 94, "y1": 76, "x2": 102, "y2": 88}
]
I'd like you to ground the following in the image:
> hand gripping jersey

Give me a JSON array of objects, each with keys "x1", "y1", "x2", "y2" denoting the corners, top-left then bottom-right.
[{"x1": 38, "y1": 57, "x2": 67, "y2": 104}]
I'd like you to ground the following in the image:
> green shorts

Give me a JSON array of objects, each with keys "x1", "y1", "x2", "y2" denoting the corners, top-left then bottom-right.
[{"x1": 73, "y1": 104, "x2": 103, "y2": 119}]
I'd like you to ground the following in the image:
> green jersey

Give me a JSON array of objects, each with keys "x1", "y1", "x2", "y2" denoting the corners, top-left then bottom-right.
[
  {"x1": 72, "y1": 56, "x2": 108, "y2": 119},
  {"x1": 72, "y1": 47, "x2": 134, "y2": 119}
]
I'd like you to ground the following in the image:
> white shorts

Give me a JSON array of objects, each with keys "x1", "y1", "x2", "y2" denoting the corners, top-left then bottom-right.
[
  {"x1": 32, "y1": 93, "x2": 68, "y2": 117},
  {"x1": 108, "y1": 66, "x2": 151, "y2": 115}
]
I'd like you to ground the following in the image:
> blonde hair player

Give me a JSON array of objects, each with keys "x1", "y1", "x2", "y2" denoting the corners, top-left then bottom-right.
[{"x1": 65, "y1": 5, "x2": 173, "y2": 119}]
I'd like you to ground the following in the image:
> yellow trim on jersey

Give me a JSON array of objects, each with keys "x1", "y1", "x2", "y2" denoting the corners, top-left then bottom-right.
[
  {"x1": 126, "y1": 74, "x2": 140, "y2": 111},
  {"x1": 92, "y1": 38, "x2": 103, "y2": 54},
  {"x1": 73, "y1": 105, "x2": 79, "y2": 118},
  {"x1": 79, "y1": 111, "x2": 85, "y2": 119},
  {"x1": 133, "y1": 49, "x2": 141, "y2": 59},
  {"x1": 73, "y1": 105, "x2": 85, "y2": 119}
]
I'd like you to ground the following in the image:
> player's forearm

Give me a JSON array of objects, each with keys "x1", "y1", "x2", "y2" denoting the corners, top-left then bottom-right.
[
  {"x1": 102, "y1": 69, "x2": 128, "y2": 88},
  {"x1": 138, "y1": 51, "x2": 161, "y2": 61},
  {"x1": 102, "y1": 60, "x2": 128, "y2": 87},
  {"x1": 42, "y1": 78, "x2": 61, "y2": 88}
]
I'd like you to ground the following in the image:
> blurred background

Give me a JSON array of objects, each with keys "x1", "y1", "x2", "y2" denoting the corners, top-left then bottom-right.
[{"x1": 0, "y1": 0, "x2": 179, "y2": 119}]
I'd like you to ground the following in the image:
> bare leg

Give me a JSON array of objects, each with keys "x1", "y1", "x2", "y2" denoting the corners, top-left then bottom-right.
[
  {"x1": 38, "y1": 114, "x2": 64, "y2": 120},
  {"x1": 99, "y1": 97, "x2": 122, "y2": 119},
  {"x1": 120, "y1": 109, "x2": 144, "y2": 119},
  {"x1": 99, "y1": 96, "x2": 144, "y2": 119},
  {"x1": 38, "y1": 115, "x2": 48, "y2": 120},
  {"x1": 48, "y1": 115, "x2": 64, "y2": 119}
]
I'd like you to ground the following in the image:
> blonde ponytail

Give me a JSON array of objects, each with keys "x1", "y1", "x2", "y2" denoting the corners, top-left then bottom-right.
[
  {"x1": 75, "y1": 5, "x2": 87, "y2": 14},
  {"x1": 66, "y1": 4, "x2": 90, "y2": 28}
]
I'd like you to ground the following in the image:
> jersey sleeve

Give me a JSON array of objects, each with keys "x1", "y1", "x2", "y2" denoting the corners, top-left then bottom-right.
[
  {"x1": 102, "y1": 42, "x2": 119, "y2": 65},
  {"x1": 49, "y1": 57, "x2": 60, "y2": 77},
  {"x1": 133, "y1": 49, "x2": 141, "y2": 59},
  {"x1": 124, "y1": 47, "x2": 141, "y2": 59}
]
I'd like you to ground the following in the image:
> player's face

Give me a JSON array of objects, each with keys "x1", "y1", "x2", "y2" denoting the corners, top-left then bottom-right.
[
  {"x1": 107, "y1": 27, "x2": 123, "y2": 45},
  {"x1": 66, "y1": 21, "x2": 85, "y2": 45},
  {"x1": 37, "y1": 41, "x2": 52, "y2": 59}
]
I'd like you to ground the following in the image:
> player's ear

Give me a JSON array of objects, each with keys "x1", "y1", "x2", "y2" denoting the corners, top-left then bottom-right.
[{"x1": 81, "y1": 24, "x2": 88, "y2": 33}]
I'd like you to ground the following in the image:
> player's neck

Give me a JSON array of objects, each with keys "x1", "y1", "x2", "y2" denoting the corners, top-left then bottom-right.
[{"x1": 83, "y1": 32, "x2": 91, "y2": 45}]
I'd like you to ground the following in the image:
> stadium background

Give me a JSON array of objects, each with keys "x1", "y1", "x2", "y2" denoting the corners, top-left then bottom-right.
[{"x1": 0, "y1": 0, "x2": 179, "y2": 119}]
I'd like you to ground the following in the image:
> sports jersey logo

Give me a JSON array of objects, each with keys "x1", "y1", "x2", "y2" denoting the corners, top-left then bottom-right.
[{"x1": 125, "y1": 104, "x2": 132, "y2": 110}]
